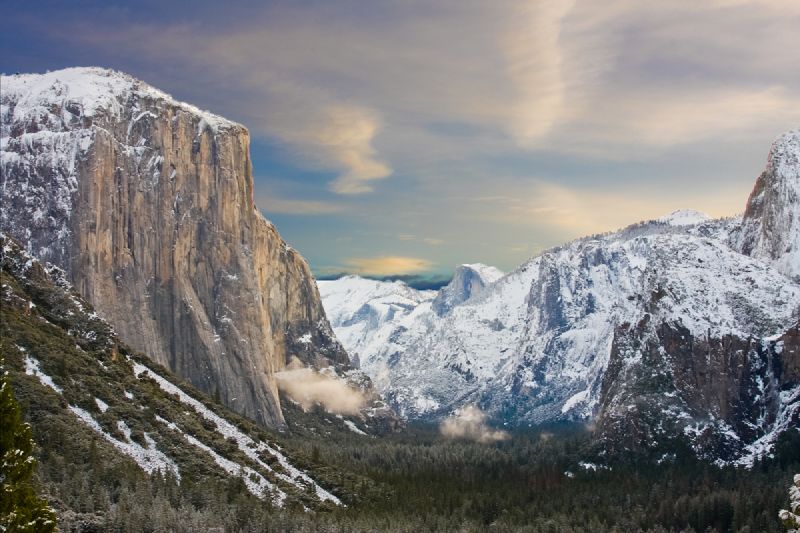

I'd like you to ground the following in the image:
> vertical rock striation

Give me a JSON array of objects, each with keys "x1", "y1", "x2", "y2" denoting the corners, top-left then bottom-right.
[
  {"x1": 431, "y1": 264, "x2": 503, "y2": 316},
  {"x1": 733, "y1": 129, "x2": 800, "y2": 281},
  {"x1": 1, "y1": 67, "x2": 348, "y2": 427}
]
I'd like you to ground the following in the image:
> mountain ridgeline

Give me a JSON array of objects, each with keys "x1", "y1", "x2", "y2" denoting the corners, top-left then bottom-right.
[
  {"x1": 320, "y1": 129, "x2": 800, "y2": 465},
  {"x1": 0, "y1": 67, "x2": 349, "y2": 428}
]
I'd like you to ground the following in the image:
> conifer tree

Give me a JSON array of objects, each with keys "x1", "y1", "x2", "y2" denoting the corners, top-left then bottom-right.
[
  {"x1": 780, "y1": 474, "x2": 800, "y2": 532},
  {"x1": 0, "y1": 364, "x2": 57, "y2": 532}
]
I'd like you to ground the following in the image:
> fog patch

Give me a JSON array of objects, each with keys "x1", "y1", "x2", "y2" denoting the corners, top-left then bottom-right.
[
  {"x1": 440, "y1": 405, "x2": 509, "y2": 443},
  {"x1": 276, "y1": 357, "x2": 365, "y2": 416}
]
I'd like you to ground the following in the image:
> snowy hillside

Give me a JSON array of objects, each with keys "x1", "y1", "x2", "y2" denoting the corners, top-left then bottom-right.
[
  {"x1": 320, "y1": 129, "x2": 800, "y2": 464},
  {"x1": 317, "y1": 276, "x2": 437, "y2": 374},
  {"x1": 1, "y1": 233, "x2": 346, "y2": 510}
]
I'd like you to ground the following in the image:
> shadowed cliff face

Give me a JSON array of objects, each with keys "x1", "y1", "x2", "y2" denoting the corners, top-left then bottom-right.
[
  {"x1": 597, "y1": 317, "x2": 800, "y2": 463},
  {"x1": 0, "y1": 67, "x2": 349, "y2": 428}
]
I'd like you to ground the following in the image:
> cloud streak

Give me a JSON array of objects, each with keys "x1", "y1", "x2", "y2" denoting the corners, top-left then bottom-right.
[
  {"x1": 476, "y1": 179, "x2": 750, "y2": 237},
  {"x1": 503, "y1": 0, "x2": 575, "y2": 144},
  {"x1": 343, "y1": 256, "x2": 434, "y2": 276},
  {"x1": 288, "y1": 105, "x2": 392, "y2": 194}
]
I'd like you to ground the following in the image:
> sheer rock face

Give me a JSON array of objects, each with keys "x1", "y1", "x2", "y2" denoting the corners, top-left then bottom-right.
[
  {"x1": 431, "y1": 264, "x2": 503, "y2": 316},
  {"x1": 597, "y1": 318, "x2": 800, "y2": 464},
  {"x1": 0, "y1": 67, "x2": 348, "y2": 427},
  {"x1": 733, "y1": 129, "x2": 800, "y2": 281}
]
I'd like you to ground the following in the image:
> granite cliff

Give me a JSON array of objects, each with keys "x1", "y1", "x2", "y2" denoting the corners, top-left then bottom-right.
[{"x1": 0, "y1": 67, "x2": 348, "y2": 427}]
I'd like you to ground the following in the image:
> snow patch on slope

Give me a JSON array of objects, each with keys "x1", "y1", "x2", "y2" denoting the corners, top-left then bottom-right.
[
  {"x1": 154, "y1": 415, "x2": 282, "y2": 504},
  {"x1": 23, "y1": 352, "x2": 179, "y2": 480},
  {"x1": 70, "y1": 406, "x2": 181, "y2": 480},
  {"x1": 23, "y1": 351, "x2": 62, "y2": 393},
  {"x1": 133, "y1": 362, "x2": 342, "y2": 506}
]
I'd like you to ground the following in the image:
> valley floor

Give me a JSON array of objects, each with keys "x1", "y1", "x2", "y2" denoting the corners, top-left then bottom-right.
[{"x1": 28, "y1": 402, "x2": 800, "y2": 532}]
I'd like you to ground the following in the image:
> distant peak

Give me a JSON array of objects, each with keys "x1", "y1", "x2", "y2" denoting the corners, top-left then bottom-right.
[
  {"x1": 658, "y1": 209, "x2": 710, "y2": 227},
  {"x1": 456, "y1": 263, "x2": 504, "y2": 283},
  {"x1": 431, "y1": 263, "x2": 503, "y2": 316},
  {"x1": 733, "y1": 126, "x2": 800, "y2": 280}
]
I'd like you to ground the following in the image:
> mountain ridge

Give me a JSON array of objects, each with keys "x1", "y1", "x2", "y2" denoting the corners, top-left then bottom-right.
[{"x1": 320, "y1": 128, "x2": 800, "y2": 464}]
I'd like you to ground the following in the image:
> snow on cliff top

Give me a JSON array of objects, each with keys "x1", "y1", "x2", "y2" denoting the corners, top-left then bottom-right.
[
  {"x1": 459, "y1": 263, "x2": 504, "y2": 284},
  {"x1": 768, "y1": 128, "x2": 800, "y2": 193},
  {"x1": 317, "y1": 275, "x2": 435, "y2": 321},
  {"x1": 1, "y1": 67, "x2": 241, "y2": 131},
  {"x1": 771, "y1": 128, "x2": 800, "y2": 162},
  {"x1": 658, "y1": 209, "x2": 711, "y2": 227}
]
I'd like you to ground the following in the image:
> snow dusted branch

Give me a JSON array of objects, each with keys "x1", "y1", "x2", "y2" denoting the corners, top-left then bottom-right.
[{"x1": 780, "y1": 474, "x2": 800, "y2": 532}]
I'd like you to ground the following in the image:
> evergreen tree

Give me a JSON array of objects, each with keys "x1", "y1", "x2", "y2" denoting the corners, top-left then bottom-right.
[
  {"x1": 780, "y1": 474, "x2": 800, "y2": 532},
  {"x1": 0, "y1": 363, "x2": 57, "y2": 532}
]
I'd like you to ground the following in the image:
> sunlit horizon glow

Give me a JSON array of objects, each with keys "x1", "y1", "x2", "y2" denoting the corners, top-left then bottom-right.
[{"x1": 2, "y1": 0, "x2": 799, "y2": 277}]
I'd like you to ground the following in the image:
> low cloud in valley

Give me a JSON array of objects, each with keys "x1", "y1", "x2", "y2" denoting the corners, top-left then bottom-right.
[{"x1": 440, "y1": 405, "x2": 509, "y2": 444}]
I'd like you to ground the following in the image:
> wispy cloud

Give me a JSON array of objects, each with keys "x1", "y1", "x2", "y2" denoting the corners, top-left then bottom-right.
[
  {"x1": 343, "y1": 256, "x2": 434, "y2": 276},
  {"x1": 473, "y1": 179, "x2": 750, "y2": 237},
  {"x1": 297, "y1": 105, "x2": 392, "y2": 194},
  {"x1": 503, "y1": 0, "x2": 575, "y2": 144}
]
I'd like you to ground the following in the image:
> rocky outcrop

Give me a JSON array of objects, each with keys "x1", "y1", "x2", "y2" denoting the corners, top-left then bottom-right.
[
  {"x1": 0, "y1": 67, "x2": 348, "y2": 427},
  {"x1": 431, "y1": 264, "x2": 503, "y2": 316},
  {"x1": 733, "y1": 129, "x2": 800, "y2": 281},
  {"x1": 596, "y1": 317, "x2": 800, "y2": 464}
]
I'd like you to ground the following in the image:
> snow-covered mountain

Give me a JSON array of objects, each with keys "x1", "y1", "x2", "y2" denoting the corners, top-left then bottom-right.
[{"x1": 320, "y1": 129, "x2": 800, "y2": 463}]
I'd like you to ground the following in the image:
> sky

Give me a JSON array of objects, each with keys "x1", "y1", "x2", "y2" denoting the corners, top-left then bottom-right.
[{"x1": 2, "y1": 0, "x2": 800, "y2": 281}]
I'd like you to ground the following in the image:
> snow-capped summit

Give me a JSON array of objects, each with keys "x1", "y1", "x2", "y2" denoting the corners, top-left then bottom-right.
[
  {"x1": 1, "y1": 67, "x2": 240, "y2": 136},
  {"x1": 317, "y1": 276, "x2": 436, "y2": 375},
  {"x1": 431, "y1": 263, "x2": 504, "y2": 316},
  {"x1": 658, "y1": 209, "x2": 711, "y2": 227}
]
